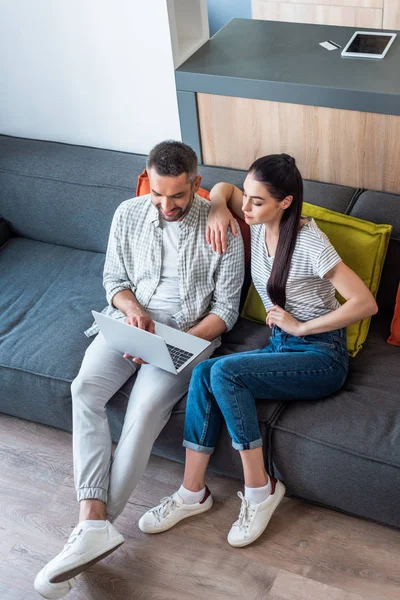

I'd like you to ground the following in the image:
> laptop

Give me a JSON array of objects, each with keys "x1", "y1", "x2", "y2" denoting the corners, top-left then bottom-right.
[{"x1": 92, "y1": 311, "x2": 211, "y2": 375}]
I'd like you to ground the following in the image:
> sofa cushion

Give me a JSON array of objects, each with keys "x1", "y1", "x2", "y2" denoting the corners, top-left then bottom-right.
[
  {"x1": 0, "y1": 136, "x2": 357, "y2": 252},
  {"x1": 0, "y1": 237, "x2": 141, "y2": 431},
  {"x1": 270, "y1": 314, "x2": 399, "y2": 527},
  {"x1": 0, "y1": 238, "x2": 105, "y2": 380},
  {"x1": 0, "y1": 136, "x2": 147, "y2": 252},
  {"x1": 273, "y1": 315, "x2": 398, "y2": 467},
  {"x1": 350, "y1": 190, "x2": 400, "y2": 316},
  {"x1": 0, "y1": 136, "x2": 146, "y2": 193}
]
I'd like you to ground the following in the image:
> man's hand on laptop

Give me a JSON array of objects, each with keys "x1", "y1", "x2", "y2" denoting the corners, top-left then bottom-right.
[
  {"x1": 125, "y1": 308, "x2": 155, "y2": 333},
  {"x1": 123, "y1": 308, "x2": 155, "y2": 364}
]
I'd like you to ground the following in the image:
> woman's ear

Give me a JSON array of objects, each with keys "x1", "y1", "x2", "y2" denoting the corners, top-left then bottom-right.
[{"x1": 281, "y1": 194, "x2": 293, "y2": 209}]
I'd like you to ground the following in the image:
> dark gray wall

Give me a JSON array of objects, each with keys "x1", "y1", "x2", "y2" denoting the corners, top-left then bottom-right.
[{"x1": 207, "y1": 0, "x2": 251, "y2": 36}]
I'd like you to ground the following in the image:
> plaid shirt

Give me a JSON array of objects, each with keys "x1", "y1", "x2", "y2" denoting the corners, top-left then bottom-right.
[{"x1": 85, "y1": 193, "x2": 244, "y2": 337}]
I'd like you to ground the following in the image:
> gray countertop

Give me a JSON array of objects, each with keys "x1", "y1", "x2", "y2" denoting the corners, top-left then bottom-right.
[{"x1": 175, "y1": 19, "x2": 400, "y2": 115}]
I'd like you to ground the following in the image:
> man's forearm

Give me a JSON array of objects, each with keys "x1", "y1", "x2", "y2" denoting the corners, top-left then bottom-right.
[
  {"x1": 187, "y1": 313, "x2": 226, "y2": 341},
  {"x1": 112, "y1": 289, "x2": 146, "y2": 316}
]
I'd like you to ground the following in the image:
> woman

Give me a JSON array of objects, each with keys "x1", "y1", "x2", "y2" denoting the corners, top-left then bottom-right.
[{"x1": 138, "y1": 154, "x2": 378, "y2": 548}]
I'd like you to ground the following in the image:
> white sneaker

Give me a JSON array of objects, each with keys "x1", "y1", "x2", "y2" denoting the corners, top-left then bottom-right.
[
  {"x1": 33, "y1": 570, "x2": 77, "y2": 599},
  {"x1": 227, "y1": 478, "x2": 286, "y2": 548},
  {"x1": 138, "y1": 486, "x2": 213, "y2": 533},
  {"x1": 34, "y1": 520, "x2": 124, "y2": 593}
]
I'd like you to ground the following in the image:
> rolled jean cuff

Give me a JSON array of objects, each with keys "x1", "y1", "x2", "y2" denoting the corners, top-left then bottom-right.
[
  {"x1": 232, "y1": 438, "x2": 263, "y2": 451},
  {"x1": 77, "y1": 486, "x2": 108, "y2": 504},
  {"x1": 182, "y1": 440, "x2": 215, "y2": 455}
]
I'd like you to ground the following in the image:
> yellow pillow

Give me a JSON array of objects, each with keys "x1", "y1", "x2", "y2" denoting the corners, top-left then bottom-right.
[{"x1": 241, "y1": 203, "x2": 392, "y2": 357}]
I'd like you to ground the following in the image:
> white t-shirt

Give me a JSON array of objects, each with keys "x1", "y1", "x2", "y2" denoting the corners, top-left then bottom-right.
[
  {"x1": 147, "y1": 220, "x2": 182, "y2": 315},
  {"x1": 251, "y1": 218, "x2": 342, "y2": 322}
]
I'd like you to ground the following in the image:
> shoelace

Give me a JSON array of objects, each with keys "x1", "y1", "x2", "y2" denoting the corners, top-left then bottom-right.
[
  {"x1": 150, "y1": 495, "x2": 178, "y2": 523},
  {"x1": 234, "y1": 492, "x2": 256, "y2": 532}
]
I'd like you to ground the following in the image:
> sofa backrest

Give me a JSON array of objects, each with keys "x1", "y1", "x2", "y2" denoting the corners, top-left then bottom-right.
[
  {"x1": 199, "y1": 164, "x2": 357, "y2": 215},
  {"x1": 0, "y1": 136, "x2": 147, "y2": 253},
  {"x1": 349, "y1": 191, "x2": 400, "y2": 315},
  {"x1": 0, "y1": 135, "x2": 358, "y2": 254}
]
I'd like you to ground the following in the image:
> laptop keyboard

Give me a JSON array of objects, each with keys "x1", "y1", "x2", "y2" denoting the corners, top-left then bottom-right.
[{"x1": 166, "y1": 344, "x2": 194, "y2": 370}]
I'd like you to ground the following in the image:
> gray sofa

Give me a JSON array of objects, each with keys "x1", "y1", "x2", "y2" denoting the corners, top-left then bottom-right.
[{"x1": 1, "y1": 135, "x2": 399, "y2": 528}]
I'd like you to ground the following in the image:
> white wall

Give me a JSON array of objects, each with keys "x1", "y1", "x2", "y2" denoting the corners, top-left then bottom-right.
[{"x1": 0, "y1": 0, "x2": 181, "y2": 154}]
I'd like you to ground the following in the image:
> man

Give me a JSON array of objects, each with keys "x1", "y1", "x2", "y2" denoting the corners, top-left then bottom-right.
[{"x1": 34, "y1": 140, "x2": 244, "y2": 598}]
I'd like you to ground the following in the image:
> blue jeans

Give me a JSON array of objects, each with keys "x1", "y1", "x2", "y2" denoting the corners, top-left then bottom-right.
[{"x1": 183, "y1": 326, "x2": 349, "y2": 453}]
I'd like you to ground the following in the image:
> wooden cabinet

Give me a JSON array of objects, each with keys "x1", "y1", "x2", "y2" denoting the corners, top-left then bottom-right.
[
  {"x1": 383, "y1": 0, "x2": 400, "y2": 28},
  {"x1": 252, "y1": 0, "x2": 384, "y2": 28},
  {"x1": 197, "y1": 93, "x2": 400, "y2": 193}
]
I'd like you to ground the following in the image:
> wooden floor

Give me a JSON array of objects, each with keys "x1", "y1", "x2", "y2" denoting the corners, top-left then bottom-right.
[{"x1": 1, "y1": 415, "x2": 399, "y2": 600}]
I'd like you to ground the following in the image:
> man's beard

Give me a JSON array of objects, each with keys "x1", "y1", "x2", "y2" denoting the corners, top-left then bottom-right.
[
  {"x1": 158, "y1": 193, "x2": 194, "y2": 222},
  {"x1": 158, "y1": 205, "x2": 185, "y2": 221}
]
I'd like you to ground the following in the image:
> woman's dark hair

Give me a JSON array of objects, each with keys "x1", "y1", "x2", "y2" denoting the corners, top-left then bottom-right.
[{"x1": 249, "y1": 153, "x2": 303, "y2": 308}]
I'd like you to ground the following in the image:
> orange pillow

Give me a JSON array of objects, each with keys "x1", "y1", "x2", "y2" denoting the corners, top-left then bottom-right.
[
  {"x1": 387, "y1": 284, "x2": 400, "y2": 346},
  {"x1": 136, "y1": 169, "x2": 250, "y2": 263}
]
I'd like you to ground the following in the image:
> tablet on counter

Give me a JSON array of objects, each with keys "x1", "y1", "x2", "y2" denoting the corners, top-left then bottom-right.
[{"x1": 341, "y1": 31, "x2": 397, "y2": 59}]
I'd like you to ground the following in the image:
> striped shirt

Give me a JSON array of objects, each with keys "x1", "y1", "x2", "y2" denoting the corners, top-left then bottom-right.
[
  {"x1": 251, "y1": 218, "x2": 341, "y2": 322},
  {"x1": 85, "y1": 193, "x2": 244, "y2": 337}
]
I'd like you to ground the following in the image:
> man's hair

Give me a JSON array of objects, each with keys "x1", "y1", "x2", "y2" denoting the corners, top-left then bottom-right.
[{"x1": 146, "y1": 140, "x2": 198, "y2": 183}]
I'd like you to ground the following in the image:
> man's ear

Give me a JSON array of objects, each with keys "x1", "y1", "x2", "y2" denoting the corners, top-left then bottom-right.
[
  {"x1": 281, "y1": 194, "x2": 293, "y2": 210},
  {"x1": 193, "y1": 175, "x2": 202, "y2": 193}
]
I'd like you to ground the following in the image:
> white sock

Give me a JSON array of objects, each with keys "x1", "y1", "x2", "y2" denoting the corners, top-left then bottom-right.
[
  {"x1": 80, "y1": 519, "x2": 107, "y2": 530},
  {"x1": 178, "y1": 484, "x2": 205, "y2": 504},
  {"x1": 244, "y1": 479, "x2": 272, "y2": 504}
]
